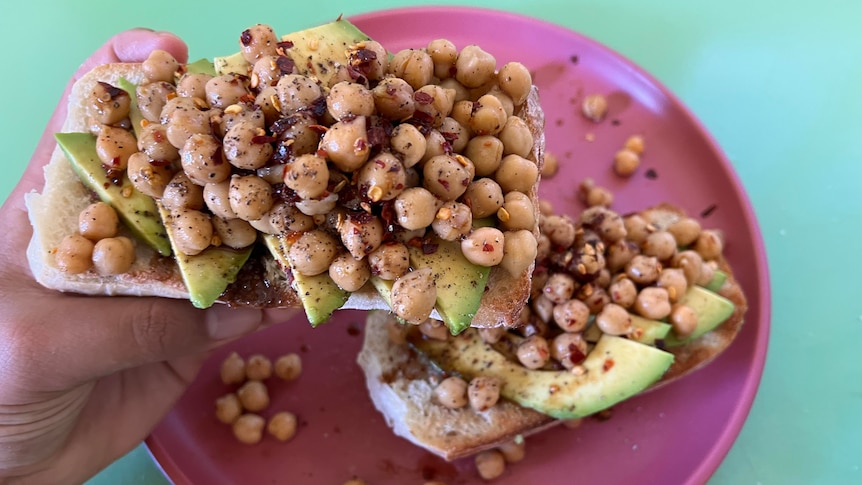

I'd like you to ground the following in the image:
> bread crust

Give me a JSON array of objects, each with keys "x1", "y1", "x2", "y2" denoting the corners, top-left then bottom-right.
[{"x1": 25, "y1": 63, "x2": 545, "y2": 325}]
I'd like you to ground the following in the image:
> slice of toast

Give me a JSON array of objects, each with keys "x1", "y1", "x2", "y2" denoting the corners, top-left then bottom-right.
[
  {"x1": 357, "y1": 205, "x2": 747, "y2": 461},
  {"x1": 25, "y1": 60, "x2": 545, "y2": 328}
]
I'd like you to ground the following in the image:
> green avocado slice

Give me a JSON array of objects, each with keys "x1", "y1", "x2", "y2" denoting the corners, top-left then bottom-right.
[
  {"x1": 158, "y1": 204, "x2": 252, "y2": 309},
  {"x1": 55, "y1": 132, "x2": 171, "y2": 256},
  {"x1": 116, "y1": 78, "x2": 144, "y2": 139},
  {"x1": 262, "y1": 234, "x2": 348, "y2": 326},
  {"x1": 703, "y1": 269, "x2": 728, "y2": 293},
  {"x1": 413, "y1": 329, "x2": 674, "y2": 419},
  {"x1": 664, "y1": 285, "x2": 735, "y2": 346}
]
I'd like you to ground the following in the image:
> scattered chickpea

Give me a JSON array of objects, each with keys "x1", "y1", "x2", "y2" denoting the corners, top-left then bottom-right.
[
  {"x1": 232, "y1": 414, "x2": 266, "y2": 445},
  {"x1": 267, "y1": 411, "x2": 298, "y2": 442},
  {"x1": 542, "y1": 151, "x2": 559, "y2": 177},
  {"x1": 538, "y1": 199, "x2": 555, "y2": 217},
  {"x1": 434, "y1": 376, "x2": 468, "y2": 409},
  {"x1": 516, "y1": 335, "x2": 551, "y2": 369},
  {"x1": 581, "y1": 94, "x2": 608, "y2": 122},
  {"x1": 613, "y1": 148, "x2": 640, "y2": 177},
  {"x1": 562, "y1": 418, "x2": 583, "y2": 429},
  {"x1": 419, "y1": 318, "x2": 450, "y2": 341},
  {"x1": 274, "y1": 353, "x2": 302, "y2": 381},
  {"x1": 475, "y1": 449, "x2": 507, "y2": 480},
  {"x1": 343, "y1": 478, "x2": 367, "y2": 485},
  {"x1": 215, "y1": 393, "x2": 243, "y2": 424},
  {"x1": 497, "y1": 438, "x2": 526, "y2": 463},
  {"x1": 220, "y1": 352, "x2": 246, "y2": 385},
  {"x1": 237, "y1": 380, "x2": 270, "y2": 412},
  {"x1": 585, "y1": 185, "x2": 614, "y2": 207},
  {"x1": 624, "y1": 134, "x2": 645, "y2": 154},
  {"x1": 245, "y1": 354, "x2": 273, "y2": 381},
  {"x1": 468, "y1": 376, "x2": 501, "y2": 412}
]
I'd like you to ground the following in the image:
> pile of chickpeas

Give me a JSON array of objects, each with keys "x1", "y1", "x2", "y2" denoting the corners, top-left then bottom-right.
[
  {"x1": 215, "y1": 351, "x2": 302, "y2": 444},
  {"x1": 55, "y1": 201, "x2": 137, "y2": 275},
  {"x1": 75, "y1": 23, "x2": 542, "y2": 325}
]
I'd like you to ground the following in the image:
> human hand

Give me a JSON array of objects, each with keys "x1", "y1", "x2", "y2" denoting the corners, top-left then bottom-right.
[{"x1": 0, "y1": 29, "x2": 294, "y2": 484}]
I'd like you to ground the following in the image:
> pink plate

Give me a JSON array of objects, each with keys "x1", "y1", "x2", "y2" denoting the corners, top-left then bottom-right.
[{"x1": 147, "y1": 6, "x2": 770, "y2": 484}]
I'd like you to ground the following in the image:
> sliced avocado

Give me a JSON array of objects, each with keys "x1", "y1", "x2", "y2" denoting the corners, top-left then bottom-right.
[
  {"x1": 664, "y1": 286, "x2": 735, "y2": 346},
  {"x1": 369, "y1": 276, "x2": 394, "y2": 306},
  {"x1": 186, "y1": 58, "x2": 216, "y2": 76},
  {"x1": 413, "y1": 330, "x2": 674, "y2": 419},
  {"x1": 262, "y1": 234, "x2": 348, "y2": 326},
  {"x1": 55, "y1": 132, "x2": 171, "y2": 256},
  {"x1": 116, "y1": 78, "x2": 145, "y2": 139},
  {"x1": 408, "y1": 236, "x2": 490, "y2": 336},
  {"x1": 583, "y1": 314, "x2": 670, "y2": 346},
  {"x1": 703, "y1": 269, "x2": 728, "y2": 293},
  {"x1": 281, "y1": 18, "x2": 371, "y2": 86},
  {"x1": 158, "y1": 204, "x2": 252, "y2": 308},
  {"x1": 214, "y1": 52, "x2": 249, "y2": 76}
]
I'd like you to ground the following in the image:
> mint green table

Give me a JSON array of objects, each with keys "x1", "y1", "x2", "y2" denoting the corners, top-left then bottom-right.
[{"x1": 1, "y1": 1, "x2": 859, "y2": 484}]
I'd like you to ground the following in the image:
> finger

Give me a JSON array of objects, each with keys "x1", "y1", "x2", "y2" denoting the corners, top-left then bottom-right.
[
  {"x1": 8, "y1": 287, "x2": 263, "y2": 387},
  {"x1": 12, "y1": 29, "x2": 188, "y2": 206}
]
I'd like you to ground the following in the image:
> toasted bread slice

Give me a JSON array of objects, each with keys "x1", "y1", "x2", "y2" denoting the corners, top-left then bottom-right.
[
  {"x1": 25, "y1": 61, "x2": 545, "y2": 328},
  {"x1": 357, "y1": 205, "x2": 747, "y2": 461}
]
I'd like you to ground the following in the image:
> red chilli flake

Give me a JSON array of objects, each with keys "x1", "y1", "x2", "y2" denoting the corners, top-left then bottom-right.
[
  {"x1": 437, "y1": 179, "x2": 450, "y2": 190},
  {"x1": 422, "y1": 241, "x2": 439, "y2": 255},
  {"x1": 252, "y1": 135, "x2": 278, "y2": 144},
  {"x1": 568, "y1": 347, "x2": 587, "y2": 365},
  {"x1": 277, "y1": 40, "x2": 294, "y2": 50},
  {"x1": 240, "y1": 29, "x2": 253, "y2": 46},
  {"x1": 603, "y1": 358, "x2": 615, "y2": 372},
  {"x1": 414, "y1": 91, "x2": 434, "y2": 105},
  {"x1": 482, "y1": 243, "x2": 495, "y2": 252}
]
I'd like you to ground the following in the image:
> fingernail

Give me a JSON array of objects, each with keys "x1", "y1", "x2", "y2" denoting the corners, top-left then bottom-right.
[{"x1": 206, "y1": 305, "x2": 262, "y2": 340}]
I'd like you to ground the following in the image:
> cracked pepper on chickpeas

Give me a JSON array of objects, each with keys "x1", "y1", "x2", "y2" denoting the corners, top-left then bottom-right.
[{"x1": 60, "y1": 22, "x2": 540, "y2": 326}]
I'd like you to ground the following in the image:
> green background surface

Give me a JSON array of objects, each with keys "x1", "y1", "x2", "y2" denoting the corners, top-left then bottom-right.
[{"x1": 1, "y1": 0, "x2": 860, "y2": 484}]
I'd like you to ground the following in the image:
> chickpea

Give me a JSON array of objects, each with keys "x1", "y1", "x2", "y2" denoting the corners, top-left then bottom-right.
[
  {"x1": 461, "y1": 227, "x2": 505, "y2": 267},
  {"x1": 434, "y1": 376, "x2": 468, "y2": 408},
  {"x1": 585, "y1": 185, "x2": 614, "y2": 207},
  {"x1": 500, "y1": 230, "x2": 538, "y2": 277},
  {"x1": 428, "y1": 38, "x2": 458, "y2": 79},
  {"x1": 287, "y1": 229, "x2": 339, "y2": 276},
  {"x1": 543, "y1": 273, "x2": 577, "y2": 305},
  {"x1": 391, "y1": 268, "x2": 437, "y2": 324},
  {"x1": 212, "y1": 217, "x2": 256, "y2": 249},
  {"x1": 170, "y1": 209, "x2": 213, "y2": 255},
  {"x1": 469, "y1": 94, "x2": 508, "y2": 136},
  {"x1": 367, "y1": 243, "x2": 410, "y2": 280},
  {"x1": 206, "y1": 73, "x2": 250, "y2": 109},
  {"x1": 623, "y1": 214, "x2": 653, "y2": 245},
  {"x1": 613, "y1": 148, "x2": 640, "y2": 177},
  {"x1": 582, "y1": 94, "x2": 608, "y2": 122},
  {"x1": 414, "y1": 84, "x2": 456, "y2": 128},
  {"x1": 498, "y1": 116, "x2": 533, "y2": 158},
  {"x1": 596, "y1": 303, "x2": 633, "y2": 336},
  {"x1": 228, "y1": 175, "x2": 274, "y2": 221},
  {"x1": 580, "y1": 206, "x2": 627, "y2": 243},
  {"x1": 563, "y1": 418, "x2": 584, "y2": 429},
  {"x1": 535, "y1": 233, "x2": 551, "y2": 261},
  {"x1": 468, "y1": 376, "x2": 501, "y2": 412},
  {"x1": 478, "y1": 326, "x2": 506, "y2": 344},
  {"x1": 595, "y1": 268, "x2": 612, "y2": 289},
  {"x1": 393, "y1": 187, "x2": 439, "y2": 231},
  {"x1": 432, "y1": 201, "x2": 473, "y2": 241},
  {"x1": 633, "y1": 287, "x2": 672, "y2": 320},
  {"x1": 625, "y1": 255, "x2": 661, "y2": 285},
  {"x1": 319, "y1": 116, "x2": 371, "y2": 173},
  {"x1": 624, "y1": 134, "x2": 645, "y2": 154},
  {"x1": 475, "y1": 449, "x2": 506, "y2": 480},
  {"x1": 696, "y1": 260, "x2": 716, "y2": 287},
  {"x1": 542, "y1": 215, "x2": 577, "y2": 248},
  {"x1": 78, "y1": 202, "x2": 118, "y2": 241},
  {"x1": 267, "y1": 411, "x2": 298, "y2": 442},
  {"x1": 498, "y1": 61, "x2": 532, "y2": 105},
  {"x1": 89, "y1": 81, "x2": 131, "y2": 125},
  {"x1": 389, "y1": 48, "x2": 434, "y2": 89},
  {"x1": 55, "y1": 234, "x2": 94, "y2": 274},
  {"x1": 498, "y1": 438, "x2": 527, "y2": 464},
  {"x1": 91, "y1": 237, "x2": 135, "y2": 275},
  {"x1": 606, "y1": 239, "x2": 639, "y2": 273},
  {"x1": 343, "y1": 479, "x2": 367, "y2": 485},
  {"x1": 419, "y1": 318, "x2": 449, "y2": 340},
  {"x1": 165, "y1": 100, "x2": 211, "y2": 149},
  {"x1": 284, "y1": 154, "x2": 331, "y2": 200},
  {"x1": 464, "y1": 135, "x2": 504, "y2": 177},
  {"x1": 240, "y1": 24, "x2": 279, "y2": 63},
  {"x1": 276, "y1": 74, "x2": 322, "y2": 114},
  {"x1": 237, "y1": 380, "x2": 270, "y2": 412},
  {"x1": 529, "y1": 294, "x2": 553, "y2": 324},
  {"x1": 179, "y1": 134, "x2": 232, "y2": 185},
  {"x1": 328, "y1": 252, "x2": 371, "y2": 292},
  {"x1": 96, "y1": 125, "x2": 137, "y2": 171},
  {"x1": 517, "y1": 335, "x2": 551, "y2": 369},
  {"x1": 463, "y1": 178, "x2": 504, "y2": 219},
  {"x1": 439, "y1": 116, "x2": 470, "y2": 153},
  {"x1": 349, "y1": 40, "x2": 388, "y2": 81},
  {"x1": 657, "y1": 268, "x2": 688, "y2": 303},
  {"x1": 274, "y1": 353, "x2": 303, "y2": 381},
  {"x1": 449, "y1": 98, "x2": 474, "y2": 129},
  {"x1": 176, "y1": 72, "x2": 214, "y2": 101},
  {"x1": 581, "y1": 286, "x2": 611, "y2": 314},
  {"x1": 495, "y1": 154, "x2": 538, "y2": 194},
  {"x1": 608, "y1": 277, "x2": 638, "y2": 308},
  {"x1": 552, "y1": 332, "x2": 588, "y2": 369},
  {"x1": 358, "y1": 152, "x2": 406, "y2": 202},
  {"x1": 498, "y1": 191, "x2": 535, "y2": 232},
  {"x1": 137, "y1": 122, "x2": 179, "y2": 162},
  {"x1": 455, "y1": 45, "x2": 496, "y2": 88},
  {"x1": 694, "y1": 229, "x2": 724, "y2": 260},
  {"x1": 642, "y1": 230, "x2": 677, "y2": 261},
  {"x1": 327, "y1": 81, "x2": 375, "y2": 120},
  {"x1": 388, "y1": 125, "x2": 425, "y2": 170},
  {"x1": 222, "y1": 121, "x2": 273, "y2": 170},
  {"x1": 672, "y1": 250, "x2": 704, "y2": 285},
  {"x1": 243, "y1": 354, "x2": 272, "y2": 381},
  {"x1": 552, "y1": 299, "x2": 590, "y2": 332},
  {"x1": 232, "y1": 414, "x2": 265, "y2": 445},
  {"x1": 371, "y1": 77, "x2": 415, "y2": 120},
  {"x1": 423, "y1": 154, "x2": 474, "y2": 201},
  {"x1": 422, "y1": 129, "x2": 450, "y2": 164},
  {"x1": 670, "y1": 304, "x2": 699, "y2": 338},
  {"x1": 215, "y1": 393, "x2": 243, "y2": 425},
  {"x1": 135, "y1": 81, "x2": 176, "y2": 123},
  {"x1": 143, "y1": 49, "x2": 180, "y2": 83},
  {"x1": 339, "y1": 213, "x2": 384, "y2": 259},
  {"x1": 220, "y1": 351, "x2": 246, "y2": 385},
  {"x1": 667, "y1": 217, "x2": 702, "y2": 247}
]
